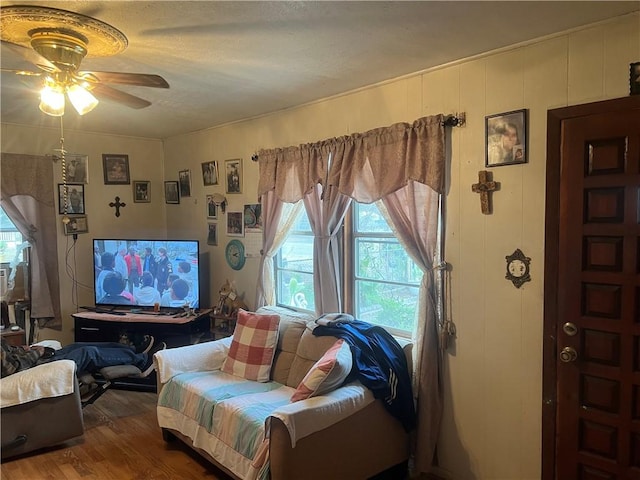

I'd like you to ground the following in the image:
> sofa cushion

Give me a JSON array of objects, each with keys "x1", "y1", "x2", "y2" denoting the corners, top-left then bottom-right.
[
  {"x1": 286, "y1": 323, "x2": 342, "y2": 388},
  {"x1": 221, "y1": 309, "x2": 280, "y2": 382},
  {"x1": 256, "y1": 306, "x2": 315, "y2": 384},
  {"x1": 291, "y1": 339, "x2": 352, "y2": 402}
]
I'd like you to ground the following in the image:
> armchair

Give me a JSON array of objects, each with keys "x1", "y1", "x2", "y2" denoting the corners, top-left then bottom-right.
[{"x1": 1, "y1": 358, "x2": 84, "y2": 459}]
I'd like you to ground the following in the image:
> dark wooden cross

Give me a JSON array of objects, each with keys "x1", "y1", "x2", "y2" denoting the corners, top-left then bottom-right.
[
  {"x1": 471, "y1": 170, "x2": 499, "y2": 214},
  {"x1": 109, "y1": 196, "x2": 126, "y2": 217}
]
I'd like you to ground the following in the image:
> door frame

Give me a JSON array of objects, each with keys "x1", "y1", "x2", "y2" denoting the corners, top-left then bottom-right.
[{"x1": 542, "y1": 95, "x2": 640, "y2": 480}]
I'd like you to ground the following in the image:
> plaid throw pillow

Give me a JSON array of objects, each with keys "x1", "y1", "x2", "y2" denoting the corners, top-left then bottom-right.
[
  {"x1": 291, "y1": 338, "x2": 352, "y2": 402},
  {"x1": 221, "y1": 309, "x2": 280, "y2": 382}
]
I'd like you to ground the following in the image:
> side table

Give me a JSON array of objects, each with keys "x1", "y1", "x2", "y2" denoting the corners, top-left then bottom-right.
[
  {"x1": 210, "y1": 313, "x2": 237, "y2": 340},
  {"x1": 1, "y1": 327, "x2": 26, "y2": 346}
]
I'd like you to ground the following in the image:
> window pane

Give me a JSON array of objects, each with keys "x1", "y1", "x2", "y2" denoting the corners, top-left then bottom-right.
[
  {"x1": 276, "y1": 270, "x2": 315, "y2": 311},
  {"x1": 355, "y1": 203, "x2": 392, "y2": 233},
  {"x1": 0, "y1": 207, "x2": 24, "y2": 264},
  {"x1": 352, "y1": 202, "x2": 420, "y2": 334},
  {"x1": 275, "y1": 208, "x2": 315, "y2": 311},
  {"x1": 356, "y1": 238, "x2": 421, "y2": 284},
  {"x1": 277, "y1": 234, "x2": 313, "y2": 271},
  {"x1": 356, "y1": 280, "x2": 419, "y2": 332}
]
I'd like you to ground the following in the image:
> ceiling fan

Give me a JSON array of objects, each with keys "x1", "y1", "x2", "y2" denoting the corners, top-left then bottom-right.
[{"x1": 0, "y1": 5, "x2": 169, "y2": 116}]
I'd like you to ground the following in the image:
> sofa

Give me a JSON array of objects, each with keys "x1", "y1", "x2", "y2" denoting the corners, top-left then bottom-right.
[
  {"x1": 1, "y1": 357, "x2": 84, "y2": 459},
  {"x1": 154, "y1": 306, "x2": 412, "y2": 480}
]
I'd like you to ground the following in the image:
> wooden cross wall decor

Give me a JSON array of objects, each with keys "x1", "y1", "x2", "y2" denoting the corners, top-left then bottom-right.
[
  {"x1": 109, "y1": 196, "x2": 126, "y2": 217},
  {"x1": 471, "y1": 170, "x2": 500, "y2": 214}
]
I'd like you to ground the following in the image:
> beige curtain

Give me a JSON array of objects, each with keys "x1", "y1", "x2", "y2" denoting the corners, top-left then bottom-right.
[
  {"x1": 327, "y1": 115, "x2": 445, "y2": 200},
  {"x1": 303, "y1": 183, "x2": 351, "y2": 314},
  {"x1": 254, "y1": 193, "x2": 303, "y2": 308},
  {"x1": 257, "y1": 142, "x2": 329, "y2": 203},
  {"x1": 257, "y1": 114, "x2": 446, "y2": 474},
  {"x1": 0, "y1": 153, "x2": 62, "y2": 329},
  {"x1": 378, "y1": 183, "x2": 442, "y2": 474}
]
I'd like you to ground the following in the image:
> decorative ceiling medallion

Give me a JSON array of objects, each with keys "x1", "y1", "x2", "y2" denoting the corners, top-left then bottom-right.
[{"x1": 0, "y1": 5, "x2": 127, "y2": 57}]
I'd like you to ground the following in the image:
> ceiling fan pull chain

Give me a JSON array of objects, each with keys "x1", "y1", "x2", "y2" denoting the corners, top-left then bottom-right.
[{"x1": 57, "y1": 116, "x2": 70, "y2": 220}]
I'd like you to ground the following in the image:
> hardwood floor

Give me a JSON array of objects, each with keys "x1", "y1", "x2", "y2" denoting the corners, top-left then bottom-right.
[
  {"x1": 1, "y1": 388, "x2": 442, "y2": 480},
  {"x1": 0, "y1": 389, "x2": 233, "y2": 480}
]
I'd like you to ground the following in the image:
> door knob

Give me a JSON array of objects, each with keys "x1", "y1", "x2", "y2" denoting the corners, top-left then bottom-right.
[
  {"x1": 562, "y1": 322, "x2": 578, "y2": 336},
  {"x1": 560, "y1": 346, "x2": 578, "y2": 363}
]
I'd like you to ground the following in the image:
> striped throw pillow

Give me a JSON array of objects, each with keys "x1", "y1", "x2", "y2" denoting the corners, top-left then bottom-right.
[
  {"x1": 221, "y1": 309, "x2": 280, "y2": 382},
  {"x1": 291, "y1": 339, "x2": 352, "y2": 402}
]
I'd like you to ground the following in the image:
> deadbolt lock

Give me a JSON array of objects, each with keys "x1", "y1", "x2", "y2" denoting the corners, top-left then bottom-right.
[
  {"x1": 563, "y1": 322, "x2": 578, "y2": 336},
  {"x1": 560, "y1": 346, "x2": 578, "y2": 363}
]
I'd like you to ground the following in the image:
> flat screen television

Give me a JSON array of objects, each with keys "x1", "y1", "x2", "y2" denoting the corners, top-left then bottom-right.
[{"x1": 93, "y1": 239, "x2": 200, "y2": 311}]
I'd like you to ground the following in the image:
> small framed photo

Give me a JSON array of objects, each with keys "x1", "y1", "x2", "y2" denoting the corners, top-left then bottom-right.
[
  {"x1": 63, "y1": 215, "x2": 88, "y2": 235},
  {"x1": 227, "y1": 211, "x2": 244, "y2": 237},
  {"x1": 202, "y1": 161, "x2": 219, "y2": 186},
  {"x1": 164, "y1": 181, "x2": 180, "y2": 204},
  {"x1": 206, "y1": 194, "x2": 218, "y2": 219},
  {"x1": 630, "y1": 62, "x2": 640, "y2": 96},
  {"x1": 179, "y1": 169, "x2": 192, "y2": 197},
  {"x1": 485, "y1": 109, "x2": 528, "y2": 167},
  {"x1": 102, "y1": 154, "x2": 130, "y2": 184},
  {"x1": 244, "y1": 203, "x2": 263, "y2": 232},
  {"x1": 225, "y1": 158, "x2": 242, "y2": 194},
  {"x1": 58, "y1": 183, "x2": 85, "y2": 214},
  {"x1": 65, "y1": 154, "x2": 89, "y2": 183},
  {"x1": 133, "y1": 180, "x2": 150, "y2": 203},
  {"x1": 207, "y1": 223, "x2": 218, "y2": 246}
]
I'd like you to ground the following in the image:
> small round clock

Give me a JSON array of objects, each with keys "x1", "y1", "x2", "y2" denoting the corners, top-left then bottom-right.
[
  {"x1": 225, "y1": 239, "x2": 246, "y2": 270},
  {"x1": 505, "y1": 248, "x2": 531, "y2": 288}
]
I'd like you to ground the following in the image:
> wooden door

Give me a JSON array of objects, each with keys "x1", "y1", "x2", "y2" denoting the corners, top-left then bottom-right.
[{"x1": 544, "y1": 96, "x2": 640, "y2": 480}]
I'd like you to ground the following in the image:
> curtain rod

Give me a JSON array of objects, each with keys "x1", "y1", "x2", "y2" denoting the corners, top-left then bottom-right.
[
  {"x1": 251, "y1": 112, "x2": 466, "y2": 161},
  {"x1": 442, "y1": 113, "x2": 466, "y2": 127}
]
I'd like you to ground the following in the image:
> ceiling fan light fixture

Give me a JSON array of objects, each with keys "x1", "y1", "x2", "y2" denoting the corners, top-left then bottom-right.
[
  {"x1": 67, "y1": 83, "x2": 98, "y2": 115},
  {"x1": 39, "y1": 83, "x2": 65, "y2": 116}
]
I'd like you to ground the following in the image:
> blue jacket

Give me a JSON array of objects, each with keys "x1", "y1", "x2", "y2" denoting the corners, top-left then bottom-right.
[{"x1": 313, "y1": 318, "x2": 416, "y2": 432}]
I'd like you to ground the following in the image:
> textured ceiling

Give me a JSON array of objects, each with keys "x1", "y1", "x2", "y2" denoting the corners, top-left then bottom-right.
[{"x1": 1, "y1": 1, "x2": 638, "y2": 139}]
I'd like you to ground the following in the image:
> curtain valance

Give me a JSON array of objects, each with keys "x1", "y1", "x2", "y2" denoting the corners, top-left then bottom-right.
[{"x1": 257, "y1": 114, "x2": 445, "y2": 203}]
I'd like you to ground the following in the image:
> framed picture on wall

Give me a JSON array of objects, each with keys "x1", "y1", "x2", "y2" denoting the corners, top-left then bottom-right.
[
  {"x1": 133, "y1": 180, "x2": 150, "y2": 203},
  {"x1": 58, "y1": 183, "x2": 85, "y2": 214},
  {"x1": 225, "y1": 158, "x2": 242, "y2": 194},
  {"x1": 206, "y1": 194, "x2": 218, "y2": 219},
  {"x1": 207, "y1": 223, "x2": 218, "y2": 246},
  {"x1": 102, "y1": 154, "x2": 130, "y2": 184},
  {"x1": 630, "y1": 62, "x2": 640, "y2": 95},
  {"x1": 226, "y1": 211, "x2": 244, "y2": 237},
  {"x1": 63, "y1": 215, "x2": 88, "y2": 235},
  {"x1": 65, "y1": 154, "x2": 89, "y2": 183},
  {"x1": 485, "y1": 109, "x2": 528, "y2": 167},
  {"x1": 179, "y1": 169, "x2": 192, "y2": 197},
  {"x1": 244, "y1": 203, "x2": 263, "y2": 232},
  {"x1": 202, "y1": 161, "x2": 219, "y2": 186},
  {"x1": 164, "y1": 181, "x2": 180, "y2": 204}
]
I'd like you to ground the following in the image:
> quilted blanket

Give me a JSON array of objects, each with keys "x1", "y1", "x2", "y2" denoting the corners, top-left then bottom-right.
[
  {"x1": 1, "y1": 359, "x2": 76, "y2": 408},
  {"x1": 158, "y1": 370, "x2": 294, "y2": 479}
]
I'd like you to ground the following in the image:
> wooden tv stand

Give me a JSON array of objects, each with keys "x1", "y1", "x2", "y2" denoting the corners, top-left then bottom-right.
[{"x1": 72, "y1": 309, "x2": 212, "y2": 389}]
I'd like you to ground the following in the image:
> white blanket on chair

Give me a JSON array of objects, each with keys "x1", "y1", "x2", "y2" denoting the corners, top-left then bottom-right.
[{"x1": 0, "y1": 359, "x2": 76, "y2": 408}]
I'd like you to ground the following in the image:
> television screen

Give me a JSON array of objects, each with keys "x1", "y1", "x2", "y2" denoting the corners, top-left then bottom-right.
[{"x1": 93, "y1": 239, "x2": 200, "y2": 310}]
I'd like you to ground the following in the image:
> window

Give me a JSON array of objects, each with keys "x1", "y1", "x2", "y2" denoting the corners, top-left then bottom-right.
[
  {"x1": 275, "y1": 202, "x2": 420, "y2": 334},
  {"x1": 352, "y1": 203, "x2": 420, "y2": 334},
  {"x1": 0, "y1": 207, "x2": 26, "y2": 264},
  {"x1": 275, "y1": 210, "x2": 315, "y2": 311}
]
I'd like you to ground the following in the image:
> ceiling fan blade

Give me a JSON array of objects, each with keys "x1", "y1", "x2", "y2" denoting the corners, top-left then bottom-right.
[
  {"x1": 79, "y1": 71, "x2": 169, "y2": 88},
  {"x1": 0, "y1": 67, "x2": 42, "y2": 77},
  {"x1": 91, "y1": 83, "x2": 151, "y2": 109},
  {"x1": 1, "y1": 40, "x2": 59, "y2": 73}
]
